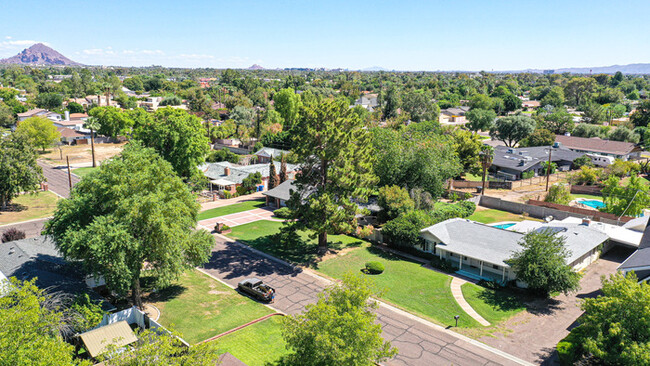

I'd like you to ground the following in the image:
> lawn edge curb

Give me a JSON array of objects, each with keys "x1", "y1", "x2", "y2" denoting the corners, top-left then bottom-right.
[{"x1": 198, "y1": 313, "x2": 284, "y2": 344}]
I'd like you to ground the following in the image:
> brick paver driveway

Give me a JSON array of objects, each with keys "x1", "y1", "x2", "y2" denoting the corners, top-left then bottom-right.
[
  {"x1": 479, "y1": 246, "x2": 634, "y2": 364},
  {"x1": 198, "y1": 208, "x2": 278, "y2": 229},
  {"x1": 202, "y1": 235, "x2": 531, "y2": 366}
]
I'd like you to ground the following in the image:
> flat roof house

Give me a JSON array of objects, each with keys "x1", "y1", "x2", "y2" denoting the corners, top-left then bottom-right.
[
  {"x1": 490, "y1": 144, "x2": 584, "y2": 180},
  {"x1": 420, "y1": 218, "x2": 608, "y2": 284},
  {"x1": 555, "y1": 135, "x2": 642, "y2": 161}
]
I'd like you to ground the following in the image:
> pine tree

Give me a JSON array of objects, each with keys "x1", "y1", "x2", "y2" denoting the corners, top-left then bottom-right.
[
  {"x1": 268, "y1": 160, "x2": 279, "y2": 190},
  {"x1": 279, "y1": 153, "x2": 288, "y2": 183}
]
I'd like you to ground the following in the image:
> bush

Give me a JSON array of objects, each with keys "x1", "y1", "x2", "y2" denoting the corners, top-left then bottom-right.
[
  {"x1": 570, "y1": 166, "x2": 600, "y2": 185},
  {"x1": 274, "y1": 207, "x2": 292, "y2": 218},
  {"x1": 545, "y1": 184, "x2": 572, "y2": 205},
  {"x1": 521, "y1": 170, "x2": 535, "y2": 179},
  {"x1": 572, "y1": 155, "x2": 594, "y2": 169},
  {"x1": 364, "y1": 261, "x2": 385, "y2": 274},
  {"x1": 206, "y1": 148, "x2": 240, "y2": 164},
  {"x1": 556, "y1": 332, "x2": 580, "y2": 365},
  {"x1": 430, "y1": 256, "x2": 457, "y2": 273},
  {"x1": 382, "y1": 210, "x2": 435, "y2": 248},
  {"x1": 1, "y1": 228, "x2": 26, "y2": 243}
]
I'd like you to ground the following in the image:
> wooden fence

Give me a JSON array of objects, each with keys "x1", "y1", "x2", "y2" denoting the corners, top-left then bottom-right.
[
  {"x1": 570, "y1": 185, "x2": 602, "y2": 196},
  {"x1": 527, "y1": 199, "x2": 633, "y2": 223}
]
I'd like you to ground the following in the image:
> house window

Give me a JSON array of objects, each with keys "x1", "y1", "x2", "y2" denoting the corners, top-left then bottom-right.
[
  {"x1": 449, "y1": 253, "x2": 454, "y2": 257},
  {"x1": 492, "y1": 264, "x2": 499, "y2": 269},
  {"x1": 463, "y1": 256, "x2": 468, "y2": 260}
]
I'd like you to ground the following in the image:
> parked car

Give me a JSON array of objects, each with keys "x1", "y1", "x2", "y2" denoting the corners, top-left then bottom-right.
[{"x1": 237, "y1": 278, "x2": 275, "y2": 302}]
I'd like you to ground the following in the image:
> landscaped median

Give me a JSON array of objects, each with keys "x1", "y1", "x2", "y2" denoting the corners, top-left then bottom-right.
[{"x1": 224, "y1": 219, "x2": 526, "y2": 330}]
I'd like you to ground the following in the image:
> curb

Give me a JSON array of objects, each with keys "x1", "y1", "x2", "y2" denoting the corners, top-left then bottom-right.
[
  {"x1": 198, "y1": 313, "x2": 284, "y2": 344},
  {"x1": 0, "y1": 216, "x2": 53, "y2": 228}
]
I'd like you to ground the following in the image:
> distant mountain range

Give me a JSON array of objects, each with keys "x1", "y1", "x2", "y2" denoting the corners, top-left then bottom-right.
[
  {"x1": 507, "y1": 63, "x2": 650, "y2": 75},
  {"x1": 248, "y1": 64, "x2": 264, "y2": 70},
  {"x1": 0, "y1": 43, "x2": 81, "y2": 66}
]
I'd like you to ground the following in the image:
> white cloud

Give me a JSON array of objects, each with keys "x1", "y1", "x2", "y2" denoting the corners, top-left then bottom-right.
[
  {"x1": 5, "y1": 36, "x2": 12, "y2": 40},
  {"x1": 0, "y1": 39, "x2": 43, "y2": 50}
]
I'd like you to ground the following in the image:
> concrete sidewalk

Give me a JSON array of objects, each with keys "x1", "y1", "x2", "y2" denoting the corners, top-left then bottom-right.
[{"x1": 200, "y1": 192, "x2": 266, "y2": 211}]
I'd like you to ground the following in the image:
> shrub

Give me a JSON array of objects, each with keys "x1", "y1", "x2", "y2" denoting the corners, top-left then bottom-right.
[
  {"x1": 572, "y1": 155, "x2": 594, "y2": 169},
  {"x1": 382, "y1": 210, "x2": 435, "y2": 248},
  {"x1": 364, "y1": 261, "x2": 385, "y2": 274},
  {"x1": 570, "y1": 166, "x2": 600, "y2": 185},
  {"x1": 378, "y1": 185, "x2": 415, "y2": 223},
  {"x1": 521, "y1": 170, "x2": 535, "y2": 179},
  {"x1": 545, "y1": 184, "x2": 572, "y2": 205},
  {"x1": 430, "y1": 256, "x2": 456, "y2": 273},
  {"x1": 1, "y1": 228, "x2": 26, "y2": 243},
  {"x1": 556, "y1": 332, "x2": 580, "y2": 366},
  {"x1": 274, "y1": 207, "x2": 292, "y2": 218}
]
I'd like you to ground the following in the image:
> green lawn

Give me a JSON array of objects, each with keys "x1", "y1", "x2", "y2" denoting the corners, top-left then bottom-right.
[
  {"x1": 468, "y1": 209, "x2": 540, "y2": 224},
  {"x1": 316, "y1": 246, "x2": 481, "y2": 328},
  {"x1": 571, "y1": 193, "x2": 602, "y2": 201},
  {"x1": 72, "y1": 166, "x2": 98, "y2": 178},
  {"x1": 461, "y1": 283, "x2": 526, "y2": 324},
  {"x1": 226, "y1": 220, "x2": 365, "y2": 265},
  {"x1": 0, "y1": 191, "x2": 59, "y2": 225},
  {"x1": 215, "y1": 316, "x2": 289, "y2": 366},
  {"x1": 147, "y1": 270, "x2": 273, "y2": 344},
  {"x1": 464, "y1": 173, "x2": 484, "y2": 182},
  {"x1": 198, "y1": 199, "x2": 267, "y2": 220}
]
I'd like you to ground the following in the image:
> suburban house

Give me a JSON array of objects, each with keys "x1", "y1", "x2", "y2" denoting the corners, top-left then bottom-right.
[
  {"x1": 439, "y1": 106, "x2": 470, "y2": 124},
  {"x1": 0, "y1": 236, "x2": 113, "y2": 310},
  {"x1": 139, "y1": 96, "x2": 163, "y2": 111},
  {"x1": 199, "y1": 161, "x2": 298, "y2": 193},
  {"x1": 490, "y1": 144, "x2": 584, "y2": 180},
  {"x1": 420, "y1": 218, "x2": 608, "y2": 284},
  {"x1": 555, "y1": 135, "x2": 643, "y2": 161},
  {"x1": 521, "y1": 100, "x2": 541, "y2": 110},
  {"x1": 263, "y1": 179, "x2": 295, "y2": 207},
  {"x1": 353, "y1": 94, "x2": 378, "y2": 111},
  {"x1": 53, "y1": 111, "x2": 89, "y2": 132},
  {"x1": 17, "y1": 108, "x2": 62, "y2": 122},
  {"x1": 254, "y1": 147, "x2": 289, "y2": 163},
  {"x1": 57, "y1": 127, "x2": 90, "y2": 145},
  {"x1": 619, "y1": 218, "x2": 650, "y2": 282}
]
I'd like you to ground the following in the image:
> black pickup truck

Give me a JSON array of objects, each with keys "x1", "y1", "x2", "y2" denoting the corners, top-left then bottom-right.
[{"x1": 237, "y1": 278, "x2": 275, "y2": 302}]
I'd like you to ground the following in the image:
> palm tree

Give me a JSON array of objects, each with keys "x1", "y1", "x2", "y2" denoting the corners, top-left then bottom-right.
[
  {"x1": 479, "y1": 145, "x2": 494, "y2": 196},
  {"x1": 84, "y1": 117, "x2": 101, "y2": 168}
]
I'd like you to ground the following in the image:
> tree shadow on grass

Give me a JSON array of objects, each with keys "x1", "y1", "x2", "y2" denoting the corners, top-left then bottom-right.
[
  {"x1": 144, "y1": 284, "x2": 187, "y2": 303},
  {"x1": 476, "y1": 287, "x2": 527, "y2": 313},
  {"x1": 0, "y1": 202, "x2": 28, "y2": 213}
]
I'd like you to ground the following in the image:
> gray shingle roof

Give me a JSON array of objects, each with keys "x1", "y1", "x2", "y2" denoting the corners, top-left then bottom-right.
[
  {"x1": 254, "y1": 147, "x2": 288, "y2": 159},
  {"x1": 421, "y1": 218, "x2": 608, "y2": 267},
  {"x1": 200, "y1": 161, "x2": 298, "y2": 185},
  {"x1": 263, "y1": 179, "x2": 295, "y2": 201},
  {"x1": 619, "y1": 219, "x2": 650, "y2": 272},
  {"x1": 491, "y1": 145, "x2": 584, "y2": 172}
]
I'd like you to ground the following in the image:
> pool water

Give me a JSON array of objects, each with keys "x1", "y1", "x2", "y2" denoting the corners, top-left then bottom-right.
[
  {"x1": 492, "y1": 223, "x2": 515, "y2": 230},
  {"x1": 580, "y1": 199, "x2": 606, "y2": 209}
]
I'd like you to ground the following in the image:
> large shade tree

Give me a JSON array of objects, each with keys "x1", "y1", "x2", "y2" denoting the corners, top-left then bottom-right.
[
  {"x1": 133, "y1": 107, "x2": 210, "y2": 180},
  {"x1": 89, "y1": 106, "x2": 134, "y2": 138},
  {"x1": 46, "y1": 142, "x2": 214, "y2": 308},
  {"x1": 288, "y1": 99, "x2": 377, "y2": 250},
  {"x1": 0, "y1": 130, "x2": 43, "y2": 210},
  {"x1": 15, "y1": 116, "x2": 60, "y2": 152},
  {"x1": 490, "y1": 115, "x2": 536, "y2": 147}
]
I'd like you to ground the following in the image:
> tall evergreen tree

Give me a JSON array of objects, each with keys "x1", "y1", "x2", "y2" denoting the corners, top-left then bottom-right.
[
  {"x1": 279, "y1": 154, "x2": 288, "y2": 183},
  {"x1": 268, "y1": 160, "x2": 279, "y2": 190},
  {"x1": 288, "y1": 99, "x2": 377, "y2": 250}
]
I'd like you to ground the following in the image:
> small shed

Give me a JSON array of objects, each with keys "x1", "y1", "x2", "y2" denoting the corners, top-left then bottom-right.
[{"x1": 80, "y1": 320, "x2": 138, "y2": 358}]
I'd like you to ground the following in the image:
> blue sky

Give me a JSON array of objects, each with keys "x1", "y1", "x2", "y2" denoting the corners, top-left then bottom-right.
[{"x1": 1, "y1": 0, "x2": 648, "y2": 70}]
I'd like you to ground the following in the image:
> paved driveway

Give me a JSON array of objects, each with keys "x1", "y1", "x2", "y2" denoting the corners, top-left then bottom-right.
[
  {"x1": 202, "y1": 235, "x2": 530, "y2": 366},
  {"x1": 479, "y1": 246, "x2": 634, "y2": 364},
  {"x1": 198, "y1": 208, "x2": 278, "y2": 229}
]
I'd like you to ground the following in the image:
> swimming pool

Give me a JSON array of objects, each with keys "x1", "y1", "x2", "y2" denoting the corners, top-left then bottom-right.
[
  {"x1": 492, "y1": 223, "x2": 516, "y2": 230},
  {"x1": 579, "y1": 199, "x2": 606, "y2": 209}
]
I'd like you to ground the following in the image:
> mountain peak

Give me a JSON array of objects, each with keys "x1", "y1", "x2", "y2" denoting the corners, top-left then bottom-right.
[
  {"x1": 248, "y1": 64, "x2": 264, "y2": 70},
  {"x1": 0, "y1": 43, "x2": 82, "y2": 66}
]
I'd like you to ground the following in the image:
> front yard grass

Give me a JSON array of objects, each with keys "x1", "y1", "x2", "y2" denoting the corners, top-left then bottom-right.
[
  {"x1": 461, "y1": 283, "x2": 526, "y2": 324},
  {"x1": 226, "y1": 220, "x2": 364, "y2": 264},
  {"x1": 468, "y1": 209, "x2": 540, "y2": 224},
  {"x1": 215, "y1": 316, "x2": 289, "y2": 366},
  {"x1": 146, "y1": 269, "x2": 273, "y2": 344},
  {"x1": 316, "y1": 245, "x2": 481, "y2": 328},
  {"x1": 198, "y1": 199, "x2": 266, "y2": 220},
  {"x1": 72, "y1": 167, "x2": 98, "y2": 178},
  {"x1": 0, "y1": 191, "x2": 59, "y2": 225}
]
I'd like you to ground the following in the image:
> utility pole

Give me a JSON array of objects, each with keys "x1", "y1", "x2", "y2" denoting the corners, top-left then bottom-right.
[
  {"x1": 66, "y1": 156, "x2": 72, "y2": 189},
  {"x1": 90, "y1": 128, "x2": 96, "y2": 168},
  {"x1": 545, "y1": 147, "x2": 552, "y2": 191}
]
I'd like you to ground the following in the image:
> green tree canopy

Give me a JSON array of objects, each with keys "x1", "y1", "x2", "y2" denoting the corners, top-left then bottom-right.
[
  {"x1": 600, "y1": 175, "x2": 650, "y2": 217},
  {"x1": 0, "y1": 130, "x2": 44, "y2": 209},
  {"x1": 288, "y1": 99, "x2": 377, "y2": 249},
  {"x1": 540, "y1": 86, "x2": 565, "y2": 108},
  {"x1": 273, "y1": 88, "x2": 302, "y2": 131},
  {"x1": 377, "y1": 185, "x2": 415, "y2": 223},
  {"x1": 15, "y1": 116, "x2": 60, "y2": 151},
  {"x1": 281, "y1": 273, "x2": 397, "y2": 365},
  {"x1": 45, "y1": 142, "x2": 214, "y2": 308},
  {"x1": 465, "y1": 108, "x2": 496, "y2": 132},
  {"x1": 508, "y1": 229, "x2": 581, "y2": 297},
  {"x1": 401, "y1": 89, "x2": 439, "y2": 122},
  {"x1": 490, "y1": 115, "x2": 536, "y2": 147},
  {"x1": 451, "y1": 128, "x2": 483, "y2": 175},
  {"x1": 0, "y1": 103, "x2": 16, "y2": 128},
  {"x1": 133, "y1": 107, "x2": 210, "y2": 180},
  {"x1": 539, "y1": 106, "x2": 574, "y2": 135},
  {"x1": 565, "y1": 272, "x2": 650, "y2": 365},
  {"x1": 35, "y1": 92, "x2": 63, "y2": 110},
  {"x1": 520, "y1": 128, "x2": 555, "y2": 147},
  {"x1": 89, "y1": 106, "x2": 134, "y2": 138},
  {"x1": 631, "y1": 99, "x2": 650, "y2": 128}
]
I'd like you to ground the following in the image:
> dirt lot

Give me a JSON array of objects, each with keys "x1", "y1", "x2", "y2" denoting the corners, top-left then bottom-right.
[{"x1": 40, "y1": 142, "x2": 126, "y2": 165}]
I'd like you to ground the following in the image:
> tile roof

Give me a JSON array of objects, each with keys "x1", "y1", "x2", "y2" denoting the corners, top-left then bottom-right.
[{"x1": 555, "y1": 135, "x2": 640, "y2": 156}]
